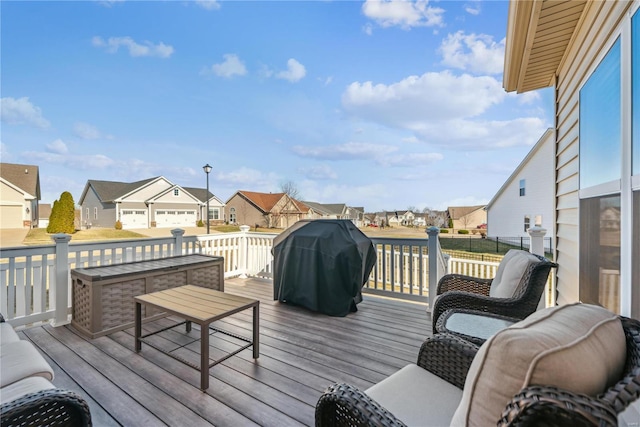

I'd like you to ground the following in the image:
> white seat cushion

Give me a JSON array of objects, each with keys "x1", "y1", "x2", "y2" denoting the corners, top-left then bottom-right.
[
  {"x1": 489, "y1": 250, "x2": 541, "y2": 298},
  {"x1": 366, "y1": 364, "x2": 463, "y2": 427},
  {"x1": 0, "y1": 341, "x2": 54, "y2": 387},
  {"x1": 450, "y1": 303, "x2": 626, "y2": 427},
  {"x1": 0, "y1": 322, "x2": 20, "y2": 345},
  {"x1": 0, "y1": 376, "x2": 55, "y2": 405}
]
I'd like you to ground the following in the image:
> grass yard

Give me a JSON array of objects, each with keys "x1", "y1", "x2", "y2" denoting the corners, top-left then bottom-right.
[{"x1": 24, "y1": 228, "x2": 148, "y2": 245}]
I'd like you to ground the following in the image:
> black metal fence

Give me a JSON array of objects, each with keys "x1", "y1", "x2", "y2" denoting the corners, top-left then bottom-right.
[{"x1": 439, "y1": 235, "x2": 553, "y2": 258}]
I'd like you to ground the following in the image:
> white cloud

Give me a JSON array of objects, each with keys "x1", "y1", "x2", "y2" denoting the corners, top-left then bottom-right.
[
  {"x1": 301, "y1": 164, "x2": 338, "y2": 180},
  {"x1": 92, "y1": 36, "x2": 174, "y2": 58},
  {"x1": 25, "y1": 151, "x2": 115, "y2": 170},
  {"x1": 205, "y1": 54, "x2": 247, "y2": 78},
  {"x1": 292, "y1": 142, "x2": 397, "y2": 160},
  {"x1": 515, "y1": 91, "x2": 541, "y2": 105},
  {"x1": 1, "y1": 97, "x2": 50, "y2": 129},
  {"x1": 465, "y1": 1, "x2": 481, "y2": 15},
  {"x1": 414, "y1": 117, "x2": 548, "y2": 149},
  {"x1": 73, "y1": 122, "x2": 110, "y2": 140},
  {"x1": 276, "y1": 59, "x2": 306, "y2": 83},
  {"x1": 0, "y1": 142, "x2": 11, "y2": 162},
  {"x1": 342, "y1": 71, "x2": 505, "y2": 126},
  {"x1": 217, "y1": 167, "x2": 279, "y2": 186},
  {"x1": 362, "y1": 0, "x2": 445, "y2": 30},
  {"x1": 97, "y1": 0, "x2": 125, "y2": 7},
  {"x1": 379, "y1": 152, "x2": 443, "y2": 167},
  {"x1": 46, "y1": 139, "x2": 68, "y2": 154},
  {"x1": 195, "y1": 0, "x2": 220, "y2": 10},
  {"x1": 439, "y1": 31, "x2": 505, "y2": 74}
]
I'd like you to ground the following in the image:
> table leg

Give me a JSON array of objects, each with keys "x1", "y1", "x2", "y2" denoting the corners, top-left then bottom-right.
[
  {"x1": 201, "y1": 323, "x2": 209, "y2": 390},
  {"x1": 253, "y1": 303, "x2": 259, "y2": 359},
  {"x1": 186, "y1": 321, "x2": 192, "y2": 333},
  {"x1": 135, "y1": 302, "x2": 142, "y2": 352}
]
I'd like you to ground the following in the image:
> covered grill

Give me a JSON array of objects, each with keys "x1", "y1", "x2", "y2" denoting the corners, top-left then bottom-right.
[{"x1": 272, "y1": 219, "x2": 377, "y2": 316}]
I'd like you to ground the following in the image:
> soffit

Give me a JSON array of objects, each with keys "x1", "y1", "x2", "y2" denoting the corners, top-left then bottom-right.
[{"x1": 504, "y1": 0, "x2": 587, "y2": 93}]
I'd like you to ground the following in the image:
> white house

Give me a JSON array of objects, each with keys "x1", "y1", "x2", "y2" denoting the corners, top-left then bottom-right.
[
  {"x1": 504, "y1": 1, "x2": 639, "y2": 320},
  {"x1": 486, "y1": 128, "x2": 555, "y2": 238},
  {"x1": 0, "y1": 163, "x2": 40, "y2": 229}
]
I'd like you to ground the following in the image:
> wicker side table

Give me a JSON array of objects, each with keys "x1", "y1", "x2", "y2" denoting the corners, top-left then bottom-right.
[{"x1": 435, "y1": 309, "x2": 519, "y2": 345}]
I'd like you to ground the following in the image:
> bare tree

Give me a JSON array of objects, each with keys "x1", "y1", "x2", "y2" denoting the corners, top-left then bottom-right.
[
  {"x1": 280, "y1": 180, "x2": 301, "y2": 200},
  {"x1": 459, "y1": 213, "x2": 472, "y2": 230}
]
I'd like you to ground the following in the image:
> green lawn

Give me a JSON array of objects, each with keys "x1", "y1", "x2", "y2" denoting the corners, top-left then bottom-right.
[{"x1": 24, "y1": 228, "x2": 149, "y2": 245}]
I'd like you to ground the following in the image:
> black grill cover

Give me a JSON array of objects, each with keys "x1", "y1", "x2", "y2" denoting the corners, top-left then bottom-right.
[{"x1": 272, "y1": 219, "x2": 377, "y2": 316}]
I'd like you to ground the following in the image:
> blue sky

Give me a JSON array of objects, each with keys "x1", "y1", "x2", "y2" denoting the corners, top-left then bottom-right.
[{"x1": 1, "y1": 0, "x2": 553, "y2": 212}]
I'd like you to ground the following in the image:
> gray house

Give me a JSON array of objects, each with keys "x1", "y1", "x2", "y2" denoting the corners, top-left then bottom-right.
[{"x1": 78, "y1": 176, "x2": 224, "y2": 229}]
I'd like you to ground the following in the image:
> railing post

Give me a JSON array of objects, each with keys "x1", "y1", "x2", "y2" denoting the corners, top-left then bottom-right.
[
  {"x1": 239, "y1": 225, "x2": 251, "y2": 278},
  {"x1": 426, "y1": 226, "x2": 440, "y2": 313},
  {"x1": 172, "y1": 228, "x2": 185, "y2": 256},
  {"x1": 52, "y1": 233, "x2": 72, "y2": 327},
  {"x1": 527, "y1": 225, "x2": 547, "y2": 256}
]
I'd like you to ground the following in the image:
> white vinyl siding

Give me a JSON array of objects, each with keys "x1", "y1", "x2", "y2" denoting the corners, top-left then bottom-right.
[{"x1": 555, "y1": 1, "x2": 637, "y2": 314}]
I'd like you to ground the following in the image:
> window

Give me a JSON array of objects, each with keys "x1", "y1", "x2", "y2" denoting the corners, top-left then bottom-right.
[
  {"x1": 94, "y1": 207, "x2": 98, "y2": 220},
  {"x1": 579, "y1": 195, "x2": 621, "y2": 314},
  {"x1": 579, "y1": 39, "x2": 621, "y2": 188},
  {"x1": 229, "y1": 207, "x2": 236, "y2": 224},
  {"x1": 519, "y1": 179, "x2": 526, "y2": 196},
  {"x1": 85, "y1": 208, "x2": 89, "y2": 220},
  {"x1": 523, "y1": 215, "x2": 530, "y2": 233},
  {"x1": 633, "y1": 191, "x2": 640, "y2": 317},
  {"x1": 173, "y1": 189, "x2": 179, "y2": 196},
  {"x1": 209, "y1": 208, "x2": 219, "y2": 220}
]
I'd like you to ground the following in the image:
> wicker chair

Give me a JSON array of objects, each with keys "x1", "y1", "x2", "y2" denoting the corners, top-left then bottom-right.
[
  {"x1": 0, "y1": 313, "x2": 92, "y2": 427},
  {"x1": 432, "y1": 250, "x2": 557, "y2": 334},
  {"x1": 0, "y1": 389, "x2": 93, "y2": 427},
  {"x1": 316, "y1": 307, "x2": 640, "y2": 427}
]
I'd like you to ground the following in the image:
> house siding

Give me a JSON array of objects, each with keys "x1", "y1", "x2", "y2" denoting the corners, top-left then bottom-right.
[
  {"x1": 487, "y1": 130, "x2": 555, "y2": 238},
  {"x1": 121, "y1": 178, "x2": 172, "y2": 202},
  {"x1": 226, "y1": 194, "x2": 268, "y2": 227},
  {"x1": 554, "y1": 0, "x2": 632, "y2": 306},
  {"x1": 81, "y1": 186, "x2": 116, "y2": 228},
  {"x1": 452, "y1": 209, "x2": 487, "y2": 231}
]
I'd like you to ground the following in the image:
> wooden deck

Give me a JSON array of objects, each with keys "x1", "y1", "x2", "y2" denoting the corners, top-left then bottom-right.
[{"x1": 17, "y1": 277, "x2": 431, "y2": 427}]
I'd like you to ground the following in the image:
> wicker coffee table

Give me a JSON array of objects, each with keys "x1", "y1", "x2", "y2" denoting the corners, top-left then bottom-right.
[
  {"x1": 435, "y1": 308, "x2": 519, "y2": 345},
  {"x1": 134, "y1": 285, "x2": 259, "y2": 390}
]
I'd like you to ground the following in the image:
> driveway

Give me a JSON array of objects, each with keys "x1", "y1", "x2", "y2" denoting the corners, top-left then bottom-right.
[{"x1": 0, "y1": 228, "x2": 30, "y2": 247}]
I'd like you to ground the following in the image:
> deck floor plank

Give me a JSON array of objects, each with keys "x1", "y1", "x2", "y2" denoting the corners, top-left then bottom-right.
[{"x1": 18, "y1": 277, "x2": 431, "y2": 427}]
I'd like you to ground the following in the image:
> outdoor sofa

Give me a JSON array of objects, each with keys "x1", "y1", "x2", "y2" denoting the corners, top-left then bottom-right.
[
  {"x1": 0, "y1": 314, "x2": 92, "y2": 426},
  {"x1": 316, "y1": 303, "x2": 640, "y2": 426},
  {"x1": 431, "y1": 249, "x2": 557, "y2": 334}
]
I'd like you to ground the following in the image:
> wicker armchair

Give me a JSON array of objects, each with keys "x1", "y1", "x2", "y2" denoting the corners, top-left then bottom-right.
[
  {"x1": 0, "y1": 388, "x2": 93, "y2": 427},
  {"x1": 0, "y1": 314, "x2": 92, "y2": 427},
  {"x1": 316, "y1": 306, "x2": 640, "y2": 427},
  {"x1": 432, "y1": 250, "x2": 557, "y2": 334}
]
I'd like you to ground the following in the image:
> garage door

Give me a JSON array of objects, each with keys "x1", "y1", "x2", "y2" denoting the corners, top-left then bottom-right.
[
  {"x1": 0, "y1": 205, "x2": 23, "y2": 228},
  {"x1": 155, "y1": 210, "x2": 197, "y2": 228},
  {"x1": 120, "y1": 210, "x2": 148, "y2": 229}
]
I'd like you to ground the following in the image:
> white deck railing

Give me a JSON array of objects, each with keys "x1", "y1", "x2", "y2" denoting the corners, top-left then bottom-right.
[{"x1": 0, "y1": 227, "x2": 512, "y2": 327}]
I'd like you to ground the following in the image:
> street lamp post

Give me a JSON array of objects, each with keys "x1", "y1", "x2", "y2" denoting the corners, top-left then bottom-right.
[{"x1": 203, "y1": 163, "x2": 212, "y2": 234}]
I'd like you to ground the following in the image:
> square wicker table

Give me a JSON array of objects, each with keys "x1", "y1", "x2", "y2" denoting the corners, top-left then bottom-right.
[
  {"x1": 435, "y1": 308, "x2": 519, "y2": 345},
  {"x1": 134, "y1": 285, "x2": 259, "y2": 390}
]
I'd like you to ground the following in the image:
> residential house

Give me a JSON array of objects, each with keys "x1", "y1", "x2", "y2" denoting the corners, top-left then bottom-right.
[
  {"x1": 447, "y1": 205, "x2": 487, "y2": 231},
  {"x1": 299, "y1": 201, "x2": 334, "y2": 219},
  {"x1": 183, "y1": 187, "x2": 225, "y2": 226},
  {"x1": 486, "y1": 129, "x2": 555, "y2": 238},
  {"x1": 413, "y1": 212, "x2": 427, "y2": 227},
  {"x1": 503, "y1": 1, "x2": 639, "y2": 320},
  {"x1": 300, "y1": 202, "x2": 364, "y2": 226},
  {"x1": 226, "y1": 190, "x2": 303, "y2": 228},
  {"x1": 424, "y1": 209, "x2": 449, "y2": 228},
  {"x1": 0, "y1": 163, "x2": 40, "y2": 229},
  {"x1": 38, "y1": 203, "x2": 51, "y2": 229},
  {"x1": 78, "y1": 177, "x2": 223, "y2": 229}
]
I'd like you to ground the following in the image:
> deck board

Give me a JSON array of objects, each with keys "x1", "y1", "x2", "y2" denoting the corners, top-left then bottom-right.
[{"x1": 17, "y1": 277, "x2": 431, "y2": 426}]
